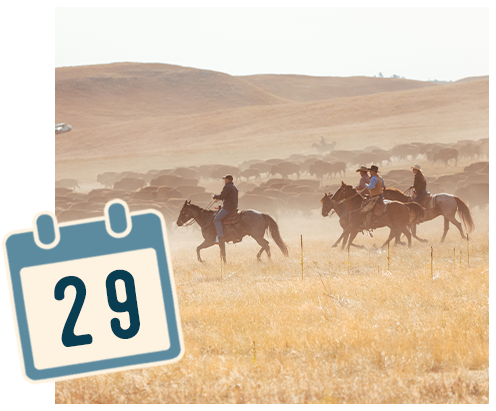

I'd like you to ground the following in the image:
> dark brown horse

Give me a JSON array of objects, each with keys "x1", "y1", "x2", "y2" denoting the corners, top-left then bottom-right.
[
  {"x1": 176, "y1": 201, "x2": 289, "y2": 263},
  {"x1": 383, "y1": 188, "x2": 474, "y2": 243},
  {"x1": 321, "y1": 192, "x2": 409, "y2": 248},
  {"x1": 320, "y1": 193, "x2": 365, "y2": 249},
  {"x1": 332, "y1": 182, "x2": 424, "y2": 249}
]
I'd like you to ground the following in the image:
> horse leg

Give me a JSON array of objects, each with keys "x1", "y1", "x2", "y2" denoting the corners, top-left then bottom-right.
[
  {"x1": 410, "y1": 223, "x2": 428, "y2": 243},
  {"x1": 380, "y1": 228, "x2": 398, "y2": 249},
  {"x1": 394, "y1": 232, "x2": 405, "y2": 246},
  {"x1": 447, "y1": 215, "x2": 466, "y2": 240},
  {"x1": 333, "y1": 230, "x2": 346, "y2": 248},
  {"x1": 219, "y1": 240, "x2": 227, "y2": 263},
  {"x1": 196, "y1": 239, "x2": 216, "y2": 263},
  {"x1": 348, "y1": 230, "x2": 365, "y2": 249},
  {"x1": 346, "y1": 229, "x2": 360, "y2": 250},
  {"x1": 253, "y1": 235, "x2": 271, "y2": 260},
  {"x1": 440, "y1": 217, "x2": 450, "y2": 243},
  {"x1": 341, "y1": 227, "x2": 351, "y2": 250},
  {"x1": 401, "y1": 226, "x2": 412, "y2": 247}
]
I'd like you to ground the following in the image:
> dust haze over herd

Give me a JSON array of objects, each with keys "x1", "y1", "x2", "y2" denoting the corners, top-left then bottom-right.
[{"x1": 55, "y1": 62, "x2": 488, "y2": 179}]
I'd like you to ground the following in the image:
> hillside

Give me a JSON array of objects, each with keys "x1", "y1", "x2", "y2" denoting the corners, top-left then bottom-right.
[
  {"x1": 55, "y1": 63, "x2": 488, "y2": 179},
  {"x1": 56, "y1": 62, "x2": 292, "y2": 127},
  {"x1": 239, "y1": 74, "x2": 439, "y2": 102}
]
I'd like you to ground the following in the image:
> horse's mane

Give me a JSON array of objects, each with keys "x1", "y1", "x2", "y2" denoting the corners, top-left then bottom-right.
[
  {"x1": 384, "y1": 187, "x2": 405, "y2": 195},
  {"x1": 187, "y1": 202, "x2": 215, "y2": 215}
]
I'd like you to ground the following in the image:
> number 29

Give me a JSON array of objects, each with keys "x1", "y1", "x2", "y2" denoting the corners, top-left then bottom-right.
[{"x1": 54, "y1": 270, "x2": 140, "y2": 347}]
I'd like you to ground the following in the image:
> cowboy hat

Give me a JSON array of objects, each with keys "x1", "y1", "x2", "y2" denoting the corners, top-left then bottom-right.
[
  {"x1": 356, "y1": 165, "x2": 368, "y2": 173},
  {"x1": 410, "y1": 164, "x2": 423, "y2": 172},
  {"x1": 368, "y1": 165, "x2": 379, "y2": 172},
  {"x1": 222, "y1": 174, "x2": 234, "y2": 181}
]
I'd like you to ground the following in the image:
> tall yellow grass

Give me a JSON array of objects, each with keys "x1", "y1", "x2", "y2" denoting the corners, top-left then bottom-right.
[{"x1": 55, "y1": 209, "x2": 488, "y2": 404}]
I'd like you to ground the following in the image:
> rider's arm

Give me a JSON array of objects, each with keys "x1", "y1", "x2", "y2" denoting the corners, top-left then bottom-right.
[
  {"x1": 412, "y1": 173, "x2": 420, "y2": 192},
  {"x1": 354, "y1": 175, "x2": 367, "y2": 190},
  {"x1": 366, "y1": 176, "x2": 378, "y2": 190},
  {"x1": 213, "y1": 184, "x2": 231, "y2": 200}
]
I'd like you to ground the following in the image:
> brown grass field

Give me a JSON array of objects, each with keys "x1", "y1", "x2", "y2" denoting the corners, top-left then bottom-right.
[
  {"x1": 54, "y1": 63, "x2": 488, "y2": 403},
  {"x1": 55, "y1": 208, "x2": 488, "y2": 404}
]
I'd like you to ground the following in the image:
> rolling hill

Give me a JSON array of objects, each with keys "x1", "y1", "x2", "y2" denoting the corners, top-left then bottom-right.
[{"x1": 55, "y1": 63, "x2": 488, "y2": 179}]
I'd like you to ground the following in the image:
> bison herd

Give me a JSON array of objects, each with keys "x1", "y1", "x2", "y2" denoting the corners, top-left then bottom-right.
[{"x1": 55, "y1": 138, "x2": 488, "y2": 229}]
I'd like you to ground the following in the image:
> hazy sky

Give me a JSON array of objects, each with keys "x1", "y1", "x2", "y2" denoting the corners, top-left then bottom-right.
[{"x1": 55, "y1": 6, "x2": 489, "y2": 82}]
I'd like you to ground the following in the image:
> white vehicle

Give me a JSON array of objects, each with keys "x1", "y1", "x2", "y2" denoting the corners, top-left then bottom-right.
[{"x1": 55, "y1": 123, "x2": 72, "y2": 134}]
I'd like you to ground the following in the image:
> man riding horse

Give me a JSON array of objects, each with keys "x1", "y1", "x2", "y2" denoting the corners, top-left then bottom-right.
[
  {"x1": 410, "y1": 164, "x2": 428, "y2": 205},
  {"x1": 354, "y1": 165, "x2": 370, "y2": 197},
  {"x1": 360, "y1": 165, "x2": 386, "y2": 229},
  {"x1": 213, "y1": 174, "x2": 239, "y2": 244}
]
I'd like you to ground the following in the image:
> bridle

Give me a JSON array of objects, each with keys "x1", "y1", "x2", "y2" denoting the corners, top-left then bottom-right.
[
  {"x1": 178, "y1": 199, "x2": 218, "y2": 227},
  {"x1": 333, "y1": 190, "x2": 361, "y2": 205}
]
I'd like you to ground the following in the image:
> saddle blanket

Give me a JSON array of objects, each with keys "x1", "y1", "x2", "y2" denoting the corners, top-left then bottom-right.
[
  {"x1": 428, "y1": 196, "x2": 435, "y2": 209},
  {"x1": 419, "y1": 194, "x2": 435, "y2": 209}
]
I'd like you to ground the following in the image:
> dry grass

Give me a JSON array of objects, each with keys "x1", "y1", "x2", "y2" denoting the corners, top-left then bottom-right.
[{"x1": 55, "y1": 209, "x2": 489, "y2": 404}]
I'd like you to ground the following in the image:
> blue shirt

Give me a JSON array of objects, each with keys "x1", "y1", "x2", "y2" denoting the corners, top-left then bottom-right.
[{"x1": 366, "y1": 175, "x2": 385, "y2": 190}]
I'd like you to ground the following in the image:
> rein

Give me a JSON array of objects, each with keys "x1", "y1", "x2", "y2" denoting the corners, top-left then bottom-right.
[
  {"x1": 181, "y1": 199, "x2": 218, "y2": 226},
  {"x1": 334, "y1": 191, "x2": 361, "y2": 205},
  {"x1": 403, "y1": 187, "x2": 413, "y2": 198}
]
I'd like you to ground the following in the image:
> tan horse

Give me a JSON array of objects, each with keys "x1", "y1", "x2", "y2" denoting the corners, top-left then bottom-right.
[{"x1": 383, "y1": 188, "x2": 474, "y2": 243}]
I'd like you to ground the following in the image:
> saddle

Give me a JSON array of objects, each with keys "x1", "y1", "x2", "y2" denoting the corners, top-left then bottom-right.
[
  {"x1": 419, "y1": 192, "x2": 433, "y2": 209},
  {"x1": 373, "y1": 199, "x2": 388, "y2": 217},
  {"x1": 215, "y1": 208, "x2": 242, "y2": 225}
]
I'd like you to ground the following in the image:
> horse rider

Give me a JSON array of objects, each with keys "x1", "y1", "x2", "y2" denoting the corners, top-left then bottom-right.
[
  {"x1": 410, "y1": 164, "x2": 427, "y2": 204},
  {"x1": 354, "y1": 165, "x2": 370, "y2": 197},
  {"x1": 213, "y1": 174, "x2": 239, "y2": 243},
  {"x1": 360, "y1": 165, "x2": 386, "y2": 229}
]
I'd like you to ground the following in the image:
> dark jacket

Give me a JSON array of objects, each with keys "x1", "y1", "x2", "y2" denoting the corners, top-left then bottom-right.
[
  {"x1": 213, "y1": 182, "x2": 238, "y2": 212},
  {"x1": 413, "y1": 172, "x2": 427, "y2": 193}
]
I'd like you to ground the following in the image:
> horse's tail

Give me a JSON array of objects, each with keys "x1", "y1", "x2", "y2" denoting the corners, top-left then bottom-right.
[
  {"x1": 404, "y1": 202, "x2": 424, "y2": 224},
  {"x1": 455, "y1": 196, "x2": 475, "y2": 233},
  {"x1": 263, "y1": 214, "x2": 289, "y2": 257}
]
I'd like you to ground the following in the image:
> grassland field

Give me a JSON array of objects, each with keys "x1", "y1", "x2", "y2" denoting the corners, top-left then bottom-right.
[{"x1": 55, "y1": 196, "x2": 489, "y2": 403}]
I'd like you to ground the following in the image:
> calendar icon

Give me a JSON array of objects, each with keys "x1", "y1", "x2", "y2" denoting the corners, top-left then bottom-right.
[{"x1": 3, "y1": 199, "x2": 184, "y2": 383}]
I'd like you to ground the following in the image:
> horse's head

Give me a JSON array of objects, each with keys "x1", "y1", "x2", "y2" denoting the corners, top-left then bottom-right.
[
  {"x1": 176, "y1": 200, "x2": 193, "y2": 226},
  {"x1": 320, "y1": 192, "x2": 335, "y2": 217},
  {"x1": 333, "y1": 181, "x2": 354, "y2": 202}
]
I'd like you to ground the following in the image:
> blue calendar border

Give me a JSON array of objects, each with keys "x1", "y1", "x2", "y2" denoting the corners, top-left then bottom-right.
[{"x1": 4, "y1": 209, "x2": 184, "y2": 382}]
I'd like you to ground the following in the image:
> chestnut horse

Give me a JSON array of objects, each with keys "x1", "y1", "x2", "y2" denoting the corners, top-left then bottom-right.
[
  {"x1": 331, "y1": 182, "x2": 424, "y2": 249},
  {"x1": 320, "y1": 192, "x2": 363, "y2": 248},
  {"x1": 176, "y1": 201, "x2": 289, "y2": 263},
  {"x1": 383, "y1": 188, "x2": 474, "y2": 243}
]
